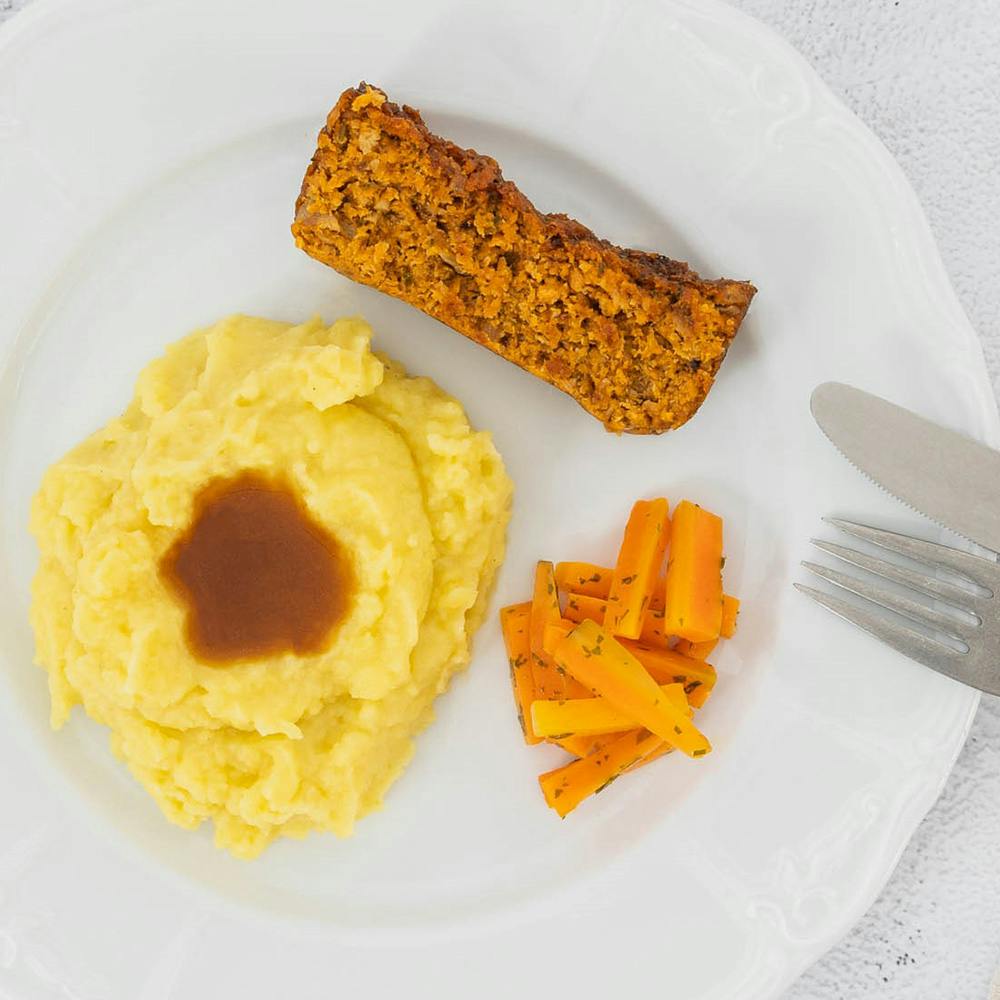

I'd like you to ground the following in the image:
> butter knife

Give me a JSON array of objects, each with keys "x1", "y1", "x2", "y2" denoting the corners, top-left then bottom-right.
[{"x1": 811, "y1": 382, "x2": 1000, "y2": 551}]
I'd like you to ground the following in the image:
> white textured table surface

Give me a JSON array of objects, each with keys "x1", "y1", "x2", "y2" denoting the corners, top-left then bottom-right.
[{"x1": 2, "y1": 0, "x2": 999, "y2": 998}]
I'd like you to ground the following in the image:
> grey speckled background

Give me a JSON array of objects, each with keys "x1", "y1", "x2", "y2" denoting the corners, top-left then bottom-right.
[{"x1": 2, "y1": 0, "x2": 999, "y2": 997}]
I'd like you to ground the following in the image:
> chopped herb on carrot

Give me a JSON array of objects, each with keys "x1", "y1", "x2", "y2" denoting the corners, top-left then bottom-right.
[
  {"x1": 560, "y1": 572, "x2": 668, "y2": 647},
  {"x1": 563, "y1": 592, "x2": 607, "y2": 626},
  {"x1": 554, "y1": 561, "x2": 610, "y2": 598}
]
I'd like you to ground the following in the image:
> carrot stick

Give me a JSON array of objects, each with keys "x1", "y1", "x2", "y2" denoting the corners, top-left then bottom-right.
[
  {"x1": 587, "y1": 731, "x2": 632, "y2": 755},
  {"x1": 544, "y1": 619, "x2": 717, "y2": 710},
  {"x1": 542, "y1": 618, "x2": 576, "y2": 652},
  {"x1": 549, "y1": 734, "x2": 606, "y2": 757},
  {"x1": 551, "y1": 620, "x2": 711, "y2": 758},
  {"x1": 563, "y1": 582, "x2": 668, "y2": 647},
  {"x1": 674, "y1": 638, "x2": 719, "y2": 662},
  {"x1": 529, "y1": 561, "x2": 563, "y2": 699},
  {"x1": 563, "y1": 592, "x2": 607, "y2": 625},
  {"x1": 623, "y1": 740, "x2": 674, "y2": 773},
  {"x1": 604, "y1": 499, "x2": 670, "y2": 639},
  {"x1": 531, "y1": 683, "x2": 689, "y2": 738},
  {"x1": 531, "y1": 561, "x2": 590, "y2": 699},
  {"x1": 500, "y1": 602, "x2": 542, "y2": 745},
  {"x1": 530, "y1": 561, "x2": 561, "y2": 666},
  {"x1": 663, "y1": 500, "x2": 724, "y2": 642},
  {"x1": 554, "y1": 561, "x2": 612, "y2": 599},
  {"x1": 618, "y1": 640, "x2": 718, "y2": 709},
  {"x1": 721, "y1": 594, "x2": 740, "y2": 638},
  {"x1": 538, "y1": 729, "x2": 665, "y2": 817}
]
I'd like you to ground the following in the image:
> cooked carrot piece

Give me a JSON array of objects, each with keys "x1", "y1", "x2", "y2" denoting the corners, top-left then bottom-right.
[
  {"x1": 547, "y1": 734, "x2": 603, "y2": 757},
  {"x1": 529, "y1": 561, "x2": 564, "y2": 699},
  {"x1": 531, "y1": 683, "x2": 689, "y2": 738},
  {"x1": 551, "y1": 620, "x2": 711, "y2": 758},
  {"x1": 604, "y1": 499, "x2": 670, "y2": 639},
  {"x1": 674, "y1": 638, "x2": 719, "y2": 662},
  {"x1": 619, "y1": 640, "x2": 718, "y2": 709},
  {"x1": 554, "y1": 561, "x2": 611, "y2": 599},
  {"x1": 623, "y1": 740, "x2": 674, "y2": 773},
  {"x1": 530, "y1": 561, "x2": 561, "y2": 662},
  {"x1": 544, "y1": 619, "x2": 716, "y2": 710},
  {"x1": 538, "y1": 729, "x2": 665, "y2": 817},
  {"x1": 563, "y1": 583, "x2": 668, "y2": 647},
  {"x1": 531, "y1": 564, "x2": 590, "y2": 700},
  {"x1": 542, "y1": 618, "x2": 575, "y2": 652},
  {"x1": 500, "y1": 602, "x2": 542, "y2": 745},
  {"x1": 548, "y1": 618, "x2": 593, "y2": 701},
  {"x1": 556, "y1": 731, "x2": 633, "y2": 759},
  {"x1": 721, "y1": 594, "x2": 740, "y2": 638},
  {"x1": 662, "y1": 500, "x2": 724, "y2": 642},
  {"x1": 563, "y1": 592, "x2": 607, "y2": 625},
  {"x1": 589, "y1": 731, "x2": 632, "y2": 754}
]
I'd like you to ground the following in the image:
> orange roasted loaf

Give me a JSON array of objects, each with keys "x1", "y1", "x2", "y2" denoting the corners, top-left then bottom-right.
[{"x1": 292, "y1": 83, "x2": 756, "y2": 434}]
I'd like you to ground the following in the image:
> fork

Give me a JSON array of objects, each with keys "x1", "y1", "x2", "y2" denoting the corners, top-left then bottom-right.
[{"x1": 795, "y1": 518, "x2": 1000, "y2": 696}]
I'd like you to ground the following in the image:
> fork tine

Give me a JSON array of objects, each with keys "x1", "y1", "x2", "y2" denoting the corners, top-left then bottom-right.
[
  {"x1": 811, "y1": 538, "x2": 984, "y2": 608},
  {"x1": 801, "y1": 561, "x2": 977, "y2": 639},
  {"x1": 825, "y1": 518, "x2": 999, "y2": 591},
  {"x1": 793, "y1": 582, "x2": 973, "y2": 686}
]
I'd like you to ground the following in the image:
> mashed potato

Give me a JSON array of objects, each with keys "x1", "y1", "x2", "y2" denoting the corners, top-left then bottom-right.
[{"x1": 30, "y1": 315, "x2": 511, "y2": 858}]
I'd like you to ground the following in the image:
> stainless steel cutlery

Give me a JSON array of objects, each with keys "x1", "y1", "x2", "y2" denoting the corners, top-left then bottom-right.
[{"x1": 800, "y1": 382, "x2": 1000, "y2": 694}]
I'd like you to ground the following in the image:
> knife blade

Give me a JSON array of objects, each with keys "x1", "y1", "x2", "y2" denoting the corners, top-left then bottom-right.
[{"x1": 810, "y1": 382, "x2": 1000, "y2": 552}]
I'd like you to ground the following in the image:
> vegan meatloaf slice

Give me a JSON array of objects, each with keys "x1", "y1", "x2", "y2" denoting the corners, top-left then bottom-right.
[{"x1": 292, "y1": 83, "x2": 755, "y2": 434}]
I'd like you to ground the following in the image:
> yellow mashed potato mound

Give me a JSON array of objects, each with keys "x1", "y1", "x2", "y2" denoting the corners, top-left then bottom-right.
[{"x1": 30, "y1": 315, "x2": 512, "y2": 858}]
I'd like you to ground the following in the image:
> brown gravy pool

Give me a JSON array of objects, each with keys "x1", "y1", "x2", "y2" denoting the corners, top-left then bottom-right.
[{"x1": 160, "y1": 472, "x2": 353, "y2": 664}]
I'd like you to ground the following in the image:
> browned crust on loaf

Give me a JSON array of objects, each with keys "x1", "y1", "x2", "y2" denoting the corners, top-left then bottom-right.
[{"x1": 292, "y1": 83, "x2": 756, "y2": 433}]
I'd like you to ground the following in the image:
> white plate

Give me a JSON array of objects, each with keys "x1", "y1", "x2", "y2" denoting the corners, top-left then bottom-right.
[{"x1": 0, "y1": 0, "x2": 995, "y2": 997}]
